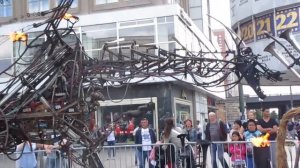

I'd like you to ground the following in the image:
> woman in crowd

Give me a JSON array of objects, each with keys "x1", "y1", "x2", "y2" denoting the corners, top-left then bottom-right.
[
  {"x1": 161, "y1": 118, "x2": 183, "y2": 168},
  {"x1": 230, "y1": 120, "x2": 244, "y2": 140},
  {"x1": 183, "y1": 119, "x2": 197, "y2": 142}
]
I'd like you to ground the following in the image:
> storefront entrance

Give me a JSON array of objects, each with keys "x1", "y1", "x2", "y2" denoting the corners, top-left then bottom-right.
[{"x1": 96, "y1": 97, "x2": 158, "y2": 143}]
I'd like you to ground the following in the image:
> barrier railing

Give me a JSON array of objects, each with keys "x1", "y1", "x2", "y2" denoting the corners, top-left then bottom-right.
[
  {"x1": 1, "y1": 149, "x2": 62, "y2": 168},
  {"x1": 210, "y1": 140, "x2": 298, "y2": 168},
  {"x1": 1, "y1": 140, "x2": 298, "y2": 168},
  {"x1": 70, "y1": 143, "x2": 178, "y2": 168}
]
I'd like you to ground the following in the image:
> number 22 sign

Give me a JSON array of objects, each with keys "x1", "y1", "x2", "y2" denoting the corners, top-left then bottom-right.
[{"x1": 276, "y1": 7, "x2": 300, "y2": 35}]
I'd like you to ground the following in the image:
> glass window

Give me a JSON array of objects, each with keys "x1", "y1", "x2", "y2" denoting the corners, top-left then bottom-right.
[
  {"x1": 0, "y1": 59, "x2": 11, "y2": 72},
  {"x1": 119, "y1": 25, "x2": 155, "y2": 45},
  {"x1": 28, "y1": 0, "x2": 49, "y2": 13},
  {"x1": 96, "y1": 0, "x2": 118, "y2": 5},
  {"x1": 0, "y1": 0, "x2": 12, "y2": 17},
  {"x1": 57, "y1": 0, "x2": 78, "y2": 8},
  {"x1": 189, "y1": 0, "x2": 201, "y2": 7},
  {"x1": 13, "y1": 32, "x2": 45, "y2": 74},
  {"x1": 82, "y1": 23, "x2": 116, "y2": 31},
  {"x1": 175, "y1": 103, "x2": 192, "y2": 126},
  {"x1": 120, "y1": 19, "x2": 154, "y2": 27},
  {"x1": 0, "y1": 36, "x2": 12, "y2": 76},
  {"x1": 158, "y1": 16, "x2": 174, "y2": 23},
  {"x1": 158, "y1": 42, "x2": 176, "y2": 52},
  {"x1": 98, "y1": 100, "x2": 156, "y2": 143},
  {"x1": 82, "y1": 29, "x2": 117, "y2": 51},
  {"x1": 193, "y1": 19, "x2": 203, "y2": 32},
  {"x1": 82, "y1": 23, "x2": 117, "y2": 59},
  {"x1": 175, "y1": 19, "x2": 187, "y2": 48},
  {"x1": 189, "y1": 7, "x2": 202, "y2": 19},
  {"x1": 157, "y1": 23, "x2": 174, "y2": 42}
]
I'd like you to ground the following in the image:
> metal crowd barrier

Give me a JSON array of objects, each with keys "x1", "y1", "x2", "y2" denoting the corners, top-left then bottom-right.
[
  {"x1": 70, "y1": 143, "x2": 177, "y2": 168},
  {"x1": 1, "y1": 141, "x2": 298, "y2": 168},
  {"x1": 210, "y1": 140, "x2": 298, "y2": 168},
  {"x1": 0, "y1": 149, "x2": 63, "y2": 168}
]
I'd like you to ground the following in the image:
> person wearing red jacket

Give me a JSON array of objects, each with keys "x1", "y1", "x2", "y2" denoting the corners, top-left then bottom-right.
[{"x1": 229, "y1": 131, "x2": 246, "y2": 168}]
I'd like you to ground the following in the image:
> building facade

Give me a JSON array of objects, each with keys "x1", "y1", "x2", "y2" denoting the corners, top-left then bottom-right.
[
  {"x1": 0, "y1": 0, "x2": 225, "y2": 137},
  {"x1": 230, "y1": 0, "x2": 300, "y2": 86}
]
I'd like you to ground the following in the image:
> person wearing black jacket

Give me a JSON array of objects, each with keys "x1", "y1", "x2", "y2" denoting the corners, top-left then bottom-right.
[
  {"x1": 204, "y1": 112, "x2": 229, "y2": 168},
  {"x1": 135, "y1": 118, "x2": 156, "y2": 168}
]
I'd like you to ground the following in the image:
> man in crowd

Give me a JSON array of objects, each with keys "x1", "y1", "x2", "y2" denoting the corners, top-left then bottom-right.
[
  {"x1": 204, "y1": 112, "x2": 229, "y2": 168},
  {"x1": 257, "y1": 108, "x2": 278, "y2": 168},
  {"x1": 135, "y1": 118, "x2": 156, "y2": 168}
]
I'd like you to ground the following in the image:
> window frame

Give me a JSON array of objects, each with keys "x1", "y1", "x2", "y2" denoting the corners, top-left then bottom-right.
[
  {"x1": 27, "y1": 0, "x2": 50, "y2": 13},
  {"x1": 55, "y1": 0, "x2": 79, "y2": 9},
  {"x1": 0, "y1": 0, "x2": 13, "y2": 18},
  {"x1": 95, "y1": 0, "x2": 118, "y2": 5}
]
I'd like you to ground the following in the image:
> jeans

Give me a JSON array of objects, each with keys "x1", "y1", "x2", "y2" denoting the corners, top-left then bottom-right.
[
  {"x1": 46, "y1": 157, "x2": 60, "y2": 168},
  {"x1": 270, "y1": 142, "x2": 276, "y2": 168},
  {"x1": 107, "y1": 140, "x2": 116, "y2": 158},
  {"x1": 138, "y1": 150, "x2": 154, "y2": 168},
  {"x1": 135, "y1": 148, "x2": 138, "y2": 165},
  {"x1": 210, "y1": 143, "x2": 229, "y2": 168},
  {"x1": 246, "y1": 156, "x2": 255, "y2": 168}
]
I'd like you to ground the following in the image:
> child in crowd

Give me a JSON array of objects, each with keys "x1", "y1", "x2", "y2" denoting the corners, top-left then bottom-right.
[
  {"x1": 229, "y1": 131, "x2": 246, "y2": 168},
  {"x1": 243, "y1": 119, "x2": 262, "y2": 168}
]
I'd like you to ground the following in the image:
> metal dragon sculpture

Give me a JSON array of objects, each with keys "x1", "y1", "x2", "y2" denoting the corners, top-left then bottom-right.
[{"x1": 0, "y1": 0, "x2": 283, "y2": 167}]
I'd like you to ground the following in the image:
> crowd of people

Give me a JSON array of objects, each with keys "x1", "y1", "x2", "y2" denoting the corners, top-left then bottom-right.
[
  {"x1": 121, "y1": 107, "x2": 300, "y2": 168},
  {"x1": 14, "y1": 107, "x2": 300, "y2": 168}
]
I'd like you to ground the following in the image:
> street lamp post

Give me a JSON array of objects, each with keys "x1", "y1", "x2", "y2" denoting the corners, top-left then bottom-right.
[{"x1": 238, "y1": 83, "x2": 245, "y2": 120}]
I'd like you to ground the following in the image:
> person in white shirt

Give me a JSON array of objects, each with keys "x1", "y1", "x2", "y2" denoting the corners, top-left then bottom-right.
[
  {"x1": 135, "y1": 118, "x2": 156, "y2": 168},
  {"x1": 16, "y1": 141, "x2": 53, "y2": 168},
  {"x1": 106, "y1": 124, "x2": 116, "y2": 159}
]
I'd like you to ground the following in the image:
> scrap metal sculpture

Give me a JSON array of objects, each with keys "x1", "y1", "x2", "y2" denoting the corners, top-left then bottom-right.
[
  {"x1": 262, "y1": 28, "x2": 300, "y2": 168},
  {"x1": 0, "y1": 0, "x2": 283, "y2": 167}
]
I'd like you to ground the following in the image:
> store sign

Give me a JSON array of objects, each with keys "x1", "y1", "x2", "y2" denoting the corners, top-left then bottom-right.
[
  {"x1": 240, "y1": 20, "x2": 254, "y2": 43},
  {"x1": 238, "y1": 5, "x2": 300, "y2": 43},
  {"x1": 276, "y1": 7, "x2": 300, "y2": 35},
  {"x1": 230, "y1": 0, "x2": 300, "y2": 27},
  {"x1": 255, "y1": 13, "x2": 275, "y2": 41}
]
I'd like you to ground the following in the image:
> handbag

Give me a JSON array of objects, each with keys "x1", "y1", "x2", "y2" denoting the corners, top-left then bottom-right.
[{"x1": 149, "y1": 147, "x2": 156, "y2": 161}]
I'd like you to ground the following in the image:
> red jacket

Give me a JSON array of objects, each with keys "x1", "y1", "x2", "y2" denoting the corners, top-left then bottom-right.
[{"x1": 229, "y1": 143, "x2": 246, "y2": 162}]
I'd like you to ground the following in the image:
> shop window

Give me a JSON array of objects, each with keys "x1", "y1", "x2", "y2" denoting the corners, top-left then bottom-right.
[
  {"x1": 189, "y1": 0, "x2": 201, "y2": 7},
  {"x1": 157, "y1": 22, "x2": 175, "y2": 43},
  {"x1": 96, "y1": 0, "x2": 118, "y2": 5},
  {"x1": 13, "y1": 32, "x2": 45, "y2": 74},
  {"x1": 119, "y1": 25, "x2": 155, "y2": 45},
  {"x1": 0, "y1": 0, "x2": 12, "y2": 17},
  {"x1": 157, "y1": 16, "x2": 174, "y2": 23},
  {"x1": 174, "y1": 98, "x2": 192, "y2": 127},
  {"x1": 27, "y1": 0, "x2": 49, "y2": 13},
  {"x1": 56, "y1": 0, "x2": 78, "y2": 8},
  {"x1": 0, "y1": 59, "x2": 11, "y2": 72},
  {"x1": 0, "y1": 36, "x2": 12, "y2": 77},
  {"x1": 82, "y1": 23, "x2": 117, "y2": 59},
  {"x1": 98, "y1": 103, "x2": 156, "y2": 143}
]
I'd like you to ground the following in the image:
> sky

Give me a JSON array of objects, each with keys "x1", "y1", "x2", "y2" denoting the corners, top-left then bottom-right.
[{"x1": 209, "y1": 0, "x2": 300, "y2": 97}]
